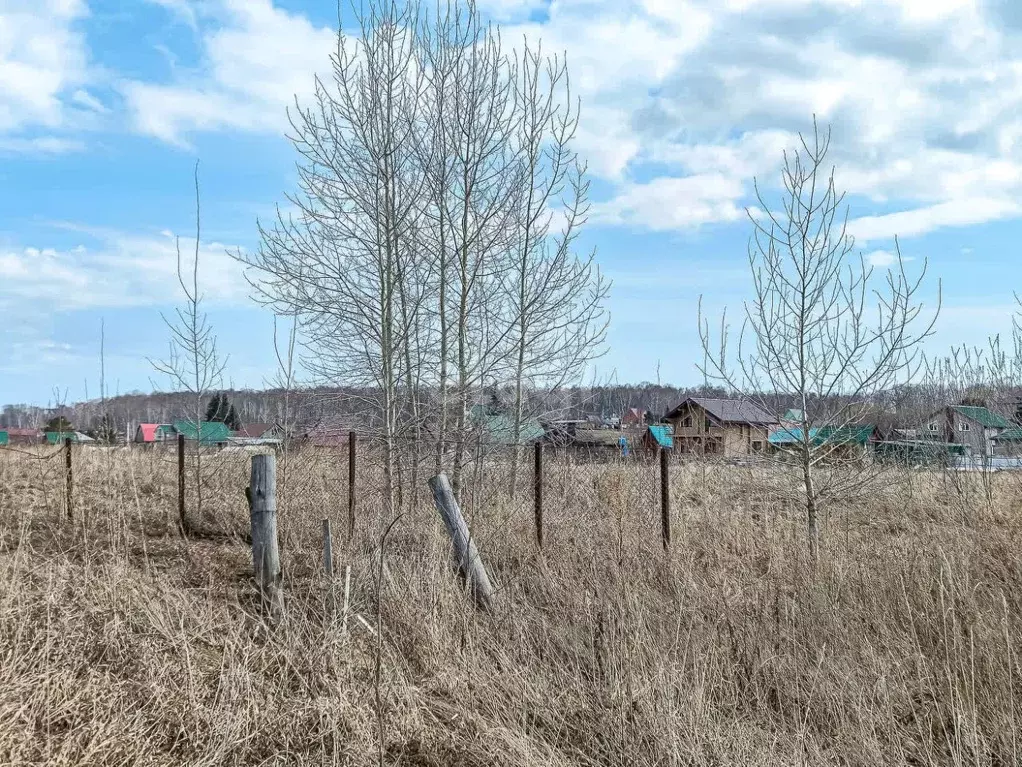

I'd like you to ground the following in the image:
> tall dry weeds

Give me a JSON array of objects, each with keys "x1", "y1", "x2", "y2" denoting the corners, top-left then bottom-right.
[{"x1": 0, "y1": 446, "x2": 1019, "y2": 765}]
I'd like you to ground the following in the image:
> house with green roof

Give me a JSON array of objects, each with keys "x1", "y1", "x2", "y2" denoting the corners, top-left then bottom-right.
[
  {"x1": 922, "y1": 405, "x2": 1011, "y2": 458},
  {"x1": 172, "y1": 420, "x2": 232, "y2": 445},
  {"x1": 768, "y1": 423, "x2": 878, "y2": 461},
  {"x1": 467, "y1": 405, "x2": 545, "y2": 447}
]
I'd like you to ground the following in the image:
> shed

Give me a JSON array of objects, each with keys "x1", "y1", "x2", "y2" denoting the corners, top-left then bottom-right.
[
  {"x1": 136, "y1": 423, "x2": 175, "y2": 443},
  {"x1": 172, "y1": 420, "x2": 231, "y2": 445},
  {"x1": 0, "y1": 431, "x2": 8, "y2": 446},
  {"x1": 644, "y1": 424, "x2": 673, "y2": 450},
  {"x1": 469, "y1": 405, "x2": 545, "y2": 446},
  {"x1": 44, "y1": 431, "x2": 79, "y2": 444}
]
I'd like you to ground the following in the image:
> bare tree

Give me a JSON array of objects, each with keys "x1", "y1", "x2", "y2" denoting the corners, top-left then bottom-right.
[
  {"x1": 239, "y1": 0, "x2": 425, "y2": 516},
  {"x1": 150, "y1": 161, "x2": 227, "y2": 531},
  {"x1": 416, "y1": 3, "x2": 524, "y2": 494},
  {"x1": 500, "y1": 39, "x2": 609, "y2": 495},
  {"x1": 700, "y1": 122, "x2": 940, "y2": 561}
]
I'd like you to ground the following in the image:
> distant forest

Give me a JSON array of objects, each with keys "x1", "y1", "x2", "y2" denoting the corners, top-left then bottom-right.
[
  {"x1": 4, "y1": 380, "x2": 1011, "y2": 435},
  {"x1": 0, "y1": 383, "x2": 729, "y2": 433}
]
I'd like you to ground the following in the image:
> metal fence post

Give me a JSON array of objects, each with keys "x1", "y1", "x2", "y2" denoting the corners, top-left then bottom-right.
[
  {"x1": 64, "y1": 437, "x2": 73, "y2": 521},
  {"x1": 348, "y1": 431, "x2": 357, "y2": 540},
  {"x1": 177, "y1": 434, "x2": 186, "y2": 532},
  {"x1": 660, "y1": 446, "x2": 671, "y2": 550},
  {"x1": 534, "y1": 442, "x2": 544, "y2": 548}
]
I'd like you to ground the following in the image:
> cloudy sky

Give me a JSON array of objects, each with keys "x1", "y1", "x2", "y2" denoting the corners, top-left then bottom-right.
[{"x1": 1, "y1": 0, "x2": 1019, "y2": 406}]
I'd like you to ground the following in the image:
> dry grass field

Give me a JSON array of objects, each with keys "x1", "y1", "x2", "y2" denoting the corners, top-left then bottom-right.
[{"x1": 1, "y1": 444, "x2": 1020, "y2": 766}]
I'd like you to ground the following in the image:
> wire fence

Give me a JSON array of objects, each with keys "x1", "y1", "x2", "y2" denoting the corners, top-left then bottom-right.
[
  {"x1": 0, "y1": 434, "x2": 722, "y2": 554},
  {"x1": 7, "y1": 431, "x2": 949, "y2": 570}
]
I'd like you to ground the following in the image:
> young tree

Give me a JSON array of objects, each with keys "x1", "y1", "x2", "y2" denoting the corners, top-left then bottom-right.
[
  {"x1": 151, "y1": 161, "x2": 227, "y2": 532},
  {"x1": 500, "y1": 39, "x2": 609, "y2": 495},
  {"x1": 700, "y1": 122, "x2": 940, "y2": 561}
]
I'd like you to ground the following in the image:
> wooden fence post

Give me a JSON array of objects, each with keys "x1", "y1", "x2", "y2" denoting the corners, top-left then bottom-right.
[
  {"x1": 428, "y1": 473, "x2": 494, "y2": 610},
  {"x1": 64, "y1": 437, "x2": 73, "y2": 521},
  {"x1": 248, "y1": 454, "x2": 283, "y2": 619},
  {"x1": 534, "y1": 442, "x2": 544, "y2": 548},
  {"x1": 660, "y1": 446, "x2": 671, "y2": 550},
  {"x1": 322, "y1": 518, "x2": 335, "y2": 618},
  {"x1": 177, "y1": 434, "x2": 186, "y2": 532},
  {"x1": 347, "y1": 431, "x2": 357, "y2": 540}
]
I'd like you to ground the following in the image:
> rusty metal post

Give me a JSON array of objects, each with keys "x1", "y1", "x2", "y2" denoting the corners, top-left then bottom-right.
[
  {"x1": 347, "y1": 431, "x2": 357, "y2": 540},
  {"x1": 660, "y1": 446, "x2": 671, "y2": 550},
  {"x1": 177, "y1": 433, "x2": 186, "y2": 532},
  {"x1": 534, "y1": 441, "x2": 544, "y2": 548}
]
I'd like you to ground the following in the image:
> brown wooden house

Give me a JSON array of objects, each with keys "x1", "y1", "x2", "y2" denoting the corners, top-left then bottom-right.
[{"x1": 664, "y1": 397, "x2": 777, "y2": 457}]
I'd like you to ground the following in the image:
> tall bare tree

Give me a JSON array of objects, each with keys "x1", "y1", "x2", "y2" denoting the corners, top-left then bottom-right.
[
  {"x1": 241, "y1": 0, "x2": 608, "y2": 508},
  {"x1": 700, "y1": 122, "x2": 940, "y2": 561},
  {"x1": 150, "y1": 161, "x2": 227, "y2": 531},
  {"x1": 500, "y1": 39, "x2": 609, "y2": 495},
  {"x1": 240, "y1": 0, "x2": 425, "y2": 515}
]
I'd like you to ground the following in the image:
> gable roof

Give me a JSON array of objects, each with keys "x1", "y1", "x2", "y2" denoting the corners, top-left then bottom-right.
[
  {"x1": 6, "y1": 428, "x2": 41, "y2": 438},
  {"x1": 235, "y1": 423, "x2": 278, "y2": 438},
  {"x1": 782, "y1": 408, "x2": 805, "y2": 422},
  {"x1": 950, "y1": 406, "x2": 1010, "y2": 429},
  {"x1": 136, "y1": 423, "x2": 174, "y2": 442},
  {"x1": 172, "y1": 420, "x2": 231, "y2": 443},
  {"x1": 469, "y1": 406, "x2": 545, "y2": 445},
  {"x1": 667, "y1": 397, "x2": 776, "y2": 426},
  {"x1": 622, "y1": 407, "x2": 646, "y2": 423},
  {"x1": 769, "y1": 424, "x2": 877, "y2": 447}
]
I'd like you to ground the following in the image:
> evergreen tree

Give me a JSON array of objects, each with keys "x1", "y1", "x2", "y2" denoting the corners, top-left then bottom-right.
[
  {"x1": 45, "y1": 415, "x2": 73, "y2": 433},
  {"x1": 226, "y1": 403, "x2": 242, "y2": 431},
  {"x1": 205, "y1": 392, "x2": 242, "y2": 431}
]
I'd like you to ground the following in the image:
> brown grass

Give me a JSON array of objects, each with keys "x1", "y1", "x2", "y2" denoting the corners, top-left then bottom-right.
[{"x1": 0, "y1": 445, "x2": 1020, "y2": 766}]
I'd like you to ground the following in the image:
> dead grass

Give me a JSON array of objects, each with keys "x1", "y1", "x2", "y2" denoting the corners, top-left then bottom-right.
[{"x1": 0, "y1": 445, "x2": 1020, "y2": 765}]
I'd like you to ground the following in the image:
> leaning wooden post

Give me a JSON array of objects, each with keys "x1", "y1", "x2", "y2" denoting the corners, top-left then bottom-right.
[
  {"x1": 428, "y1": 473, "x2": 494, "y2": 610},
  {"x1": 177, "y1": 434, "x2": 186, "y2": 532},
  {"x1": 248, "y1": 454, "x2": 283, "y2": 618},
  {"x1": 64, "y1": 437, "x2": 73, "y2": 521},
  {"x1": 660, "y1": 446, "x2": 671, "y2": 550},
  {"x1": 533, "y1": 441, "x2": 544, "y2": 549},
  {"x1": 347, "y1": 431, "x2": 357, "y2": 540}
]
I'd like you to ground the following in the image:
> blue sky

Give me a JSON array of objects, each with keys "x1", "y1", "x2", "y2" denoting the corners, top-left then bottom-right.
[{"x1": 1, "y1": 0, "x2": 1020, "y2": 406}]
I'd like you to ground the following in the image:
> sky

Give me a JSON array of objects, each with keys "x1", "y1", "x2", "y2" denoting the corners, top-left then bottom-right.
[{"x1": 1, "y1": 0, "x2": 1020, "y2": 406}]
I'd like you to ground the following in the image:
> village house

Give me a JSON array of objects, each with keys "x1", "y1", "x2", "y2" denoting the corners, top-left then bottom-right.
[
  {"x1": 664, "y1": 397, "x2": 777, "y2": 457},
  {"x1": 768, "y1": 424, "x2": 879, "y2": 462},
  {"x1": 920, "y1": 405, "x2": 1010, "y2": 458},
  {"x1": 135, "y1": 423, "x2": 175, "y2": 444},
  {"x1": 4, "y1": 427, "x2": 42, "y2": 446}
]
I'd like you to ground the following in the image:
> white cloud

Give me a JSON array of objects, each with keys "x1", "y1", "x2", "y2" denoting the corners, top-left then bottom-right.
[
  {"x1": 591, "y1": 174, "x2": 746, "y2": 230},
  {"x1": 123, "y1": 0, "x2": 336, "y2": 144},
  {"x1": 0, "y1": 229, "x2": 250, "y2": 313},
  {"x1": 0, "y1": 0, "x2": 91, "y2": 147},
  {"x1": 115, "y1": 0, "x2": 1022, "y2": 240},
  {"x1": 849, "y1": 198, "x2": 1022, "y2": 242}
]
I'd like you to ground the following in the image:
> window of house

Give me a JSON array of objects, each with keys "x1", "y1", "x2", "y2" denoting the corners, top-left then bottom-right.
[
  {"x1": 928, "y1": 423, "x2": 940, "y2": 432},
  {"x1": 681, "y1": 415, "x2": 693, "y2": 428},
  {"x1": 752, "y1": 441, "x2": 763, "y2": 452},
  {"x1": 960, "y1": 422, "x2": 970, "y2": 432}
]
